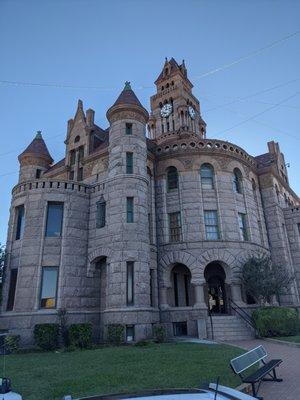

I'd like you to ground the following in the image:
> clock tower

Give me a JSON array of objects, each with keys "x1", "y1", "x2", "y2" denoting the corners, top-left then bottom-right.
[{"x1": 148, "y1": 58, "x2": 206, "y2": 140}]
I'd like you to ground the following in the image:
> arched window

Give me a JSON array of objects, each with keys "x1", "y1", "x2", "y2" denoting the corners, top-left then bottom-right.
[
  {"x1": 233, "y1": 168, "x2": 243, "y2": 194},
  {"x1": 200, "y1": 164, "x2": 214, "y2": 189},
  {"x1": 167, "y1": 166, "x2": 178, "y2": 191}
]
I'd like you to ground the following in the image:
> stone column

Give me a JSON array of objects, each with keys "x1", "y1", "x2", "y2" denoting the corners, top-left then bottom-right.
[
  {"x1": 231, "y1": 283, "x2": 246, "y2": 306},
  {"x1": 193, "y1": 283, "x2": 207, "y2": 309}
]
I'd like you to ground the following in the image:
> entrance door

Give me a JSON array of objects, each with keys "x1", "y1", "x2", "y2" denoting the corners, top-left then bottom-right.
[
  {"x1": 207, "y1": 277, "x2": 226, "y2": 314},
  {"x1": 204, "y1": 262, "x2": 228, "y2": 314},
  {"x1": 173, "y1": 321, "x2": 188, "y2": 336}
]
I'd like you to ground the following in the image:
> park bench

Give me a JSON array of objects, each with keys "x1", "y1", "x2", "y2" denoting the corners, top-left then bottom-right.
[{"x1": 230, "y1": 345, "x2": 282, "y2": 399}]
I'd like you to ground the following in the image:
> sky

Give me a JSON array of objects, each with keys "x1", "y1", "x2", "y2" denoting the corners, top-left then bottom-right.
[{"x1": 0, "y1": 0, "x2": 300, "y2": 244}]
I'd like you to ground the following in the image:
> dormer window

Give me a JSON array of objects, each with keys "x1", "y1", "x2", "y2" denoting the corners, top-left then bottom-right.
[
  {"x1": 74, "y1": 135, "x2": 80, "y2": 143},
  {"x1": 165, "y1": 68, "x2": 169, "y2": 76}
]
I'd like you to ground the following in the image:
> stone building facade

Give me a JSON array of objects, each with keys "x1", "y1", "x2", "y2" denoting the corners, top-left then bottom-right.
[{"x1": 1, "y1": 58, "x2": 300, "y2": 344}]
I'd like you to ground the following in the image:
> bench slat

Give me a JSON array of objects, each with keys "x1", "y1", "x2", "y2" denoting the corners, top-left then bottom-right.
[
  {"x1": 230, "y1": 345, "x2": 267, "y2": 374},
  {"x1": 243, "y1": 359, "x2": 282, "y2": 383}
]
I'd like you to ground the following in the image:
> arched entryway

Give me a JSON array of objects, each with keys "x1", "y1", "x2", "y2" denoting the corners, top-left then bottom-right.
[
  {"x1": 169, "y1": 263, "x2": 194, "y2": 308},
  {"x1": 204, "y1": 262, "x2": 229, "y2": 314}
]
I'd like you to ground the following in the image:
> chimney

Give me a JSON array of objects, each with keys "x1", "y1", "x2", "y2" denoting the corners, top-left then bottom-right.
[{"x1": 86, "y1": 109, "x2": 95, "y2": 127}]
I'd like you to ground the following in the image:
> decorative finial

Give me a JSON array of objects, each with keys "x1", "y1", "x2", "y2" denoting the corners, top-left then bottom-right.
[
  {"x1": 165, "y1": 57, "x2": 168, "y2": 62},
  {"x1": 124, "y1": 81, "x2": 132, "y2": 91},
  {"x1": 35, "y1": 130, "x2": 42, "y2": 139},
  {"x1": 77, "y1": 99, "x2": 83, "y2": 109}
]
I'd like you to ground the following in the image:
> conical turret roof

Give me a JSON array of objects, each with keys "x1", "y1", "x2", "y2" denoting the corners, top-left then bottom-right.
[
  {"x1": 112, "y1": 81, "x2": 144, "y2": 108},
  {"x1": 18, "y1": 131, "x2": 53, "y2": 164},
  {"x1": 107, "y1": 82, "x2": 148, "y2": 122}
]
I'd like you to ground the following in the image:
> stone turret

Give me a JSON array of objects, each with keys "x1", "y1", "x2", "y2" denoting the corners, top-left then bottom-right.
[
  {"x1": 103, "y1": 82, "x2": 156, "y2": 338},
  {"x1": 18, "y1": 131, "x2": 53, "y2": 182}
]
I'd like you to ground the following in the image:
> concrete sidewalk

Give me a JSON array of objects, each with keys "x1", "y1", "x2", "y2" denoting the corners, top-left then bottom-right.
[{"x1": 226, "y1": 339, "x2": 300, "y2": 400}]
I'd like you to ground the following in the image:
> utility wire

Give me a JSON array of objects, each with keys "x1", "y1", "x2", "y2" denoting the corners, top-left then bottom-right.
[
  {"x1": 193, "y1": 30, "x2": 300, "y2": 80},
  {"x1": 214, "y1": 91, "x2": 300, "y2": 139},
  {"x1": 0, "y1": 30, "x2": 299, "y2": 91}
]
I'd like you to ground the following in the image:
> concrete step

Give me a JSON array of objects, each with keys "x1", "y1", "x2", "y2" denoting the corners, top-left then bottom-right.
[{"x1": 206, "y1": 314, "x2": 254, "y2": 341}]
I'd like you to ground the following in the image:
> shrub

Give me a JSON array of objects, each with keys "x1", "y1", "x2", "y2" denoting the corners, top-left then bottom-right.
[
  {"x1": 253, "y1": 307, "x2": 299, "y2": 337},
  {"x1": 106, "y1": 324, "x2": 124, "y2": 345},
  {"x1": 34, "y1": 324, "x2": 60, "y2": 350},
  {"x1": 4, "y1": 335, "x2": 20, "y2": 353},
  {"x1": 153, "y1": 324, "x2": 167, "y2": 343},
  {"x1": 68, "y1": 323, "x2": 93, "y2": 349},
  {"x1": 134, "y1": 340, "x2": 150, "y2": 347}
]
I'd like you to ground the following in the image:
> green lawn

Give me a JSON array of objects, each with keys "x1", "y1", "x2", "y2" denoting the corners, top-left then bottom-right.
[
  {"x1": 275, "y1": 335, "x2": 300, "y2": 343},
  {"x1": 4, "y1": 342, "x2": 244, "y2": 400}
]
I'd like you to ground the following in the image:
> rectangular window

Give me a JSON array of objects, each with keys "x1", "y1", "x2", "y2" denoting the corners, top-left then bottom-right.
[
  {"x1": 78, "y1": 146, "x2": 84, "y2": 162},
  {"x1": 126, "y1": 325, "x2": 135, "y2": 342},
  {"x1": 126, "y1": 152, "x2": 133, "y2": 174},
  {"x1": 45, "y1": 202, "x2": 64, "y2": 237},
  {"x1": 297, "y1": 223, "x2": 300, "y2": 236},
  {"x1": 204, "y1": 210, "x2": 220, "y2": 240},
  {"x1": 40, "y1": 267, "x2": 58, "y2": 309},
  {"x1": 96, "y1": 201, "x2": 106, "y2": 228},
  {"x1": 77, "y1": 167, "x2": 83, "y2": 181},
  {"x1": 126, "y1": 261, "x2": 134, "y2": 306},
  {"x1": 69, "y1": 170, "x2": 74, "y2": 180},
  {"x1": 169, "y1": 212, "x2": 181, "y2": 242},
  {"x1": 15, "y1": 205, "x2": 25, "y2": 240},
  {"x1": 70, "y1": 150, "x2": 76, "y2": 165},
  {"x1": 35, "y1": 169, "x2": 41, "y2": 179},
  {"x1": 125, "y1": 123, "x2": 132, "y2": 135},
  {"x1": 126, "y1": 197, "x2": 134, "y2": 223},
  {"x1": 238, "y1": 213, "x2": 248, "y2": 241},
  {"x1": 6, "y1": 269, "x2": 18, "y2": 311}
]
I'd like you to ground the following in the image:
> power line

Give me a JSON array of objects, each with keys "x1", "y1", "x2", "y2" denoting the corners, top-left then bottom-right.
[
  {"x1": 1, "y1": 30, "x2": 299, "y2": 91},
  {"x1": 204, "y1": 78, "x2": 300, "y2": 112},
  {"x1": 214, "y1": 91, "x2": 300, "y2": 139},
  {"x1": 193, "y1": 30, "x2": 300, "y2": 80}
]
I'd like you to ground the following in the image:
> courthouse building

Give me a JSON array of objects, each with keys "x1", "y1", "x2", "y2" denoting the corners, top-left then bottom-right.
[{"x1": 1, "y1": 58, "x2": 300, "y2": 344}]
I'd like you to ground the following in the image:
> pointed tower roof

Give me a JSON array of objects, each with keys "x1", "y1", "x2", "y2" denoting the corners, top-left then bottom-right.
[
  {"x1": 107, "y1": 82, "x2": 149, "y2": 122},
  {"x1": 18, "y1": 131, "x2": 53, "y2": 164},
  {"x1": 112, "y1": 81, "x2": 144, "y2": 108},
  {"x1": 155, "y1": 57, "x2": 192, "y2": 87}
]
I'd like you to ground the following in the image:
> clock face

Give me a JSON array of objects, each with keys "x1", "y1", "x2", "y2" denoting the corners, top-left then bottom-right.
[
  {"x1": 189, "y1": 106, "x2": 196, "y2": 119},
  {"x1": 160, "y1": 103, "x2": 173, "y2": 118}
]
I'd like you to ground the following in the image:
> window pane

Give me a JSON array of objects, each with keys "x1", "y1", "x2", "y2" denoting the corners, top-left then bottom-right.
[
  {"x1": 126, "y1": 325, "x2": 134, "y2": 342},
  {"x1": 127, "y1": 197, "x2": 134, "y2": 223},
  {"x1": 96, "y1": 201, "x2": 106, "y2": 228},
  {"x1": 201, "y1": 164, "x2": 214, "y2": 189},
  {"x1": 15, "y1": 205, "x2": 25, "y2": 240},
  {"x1": 45, "y1": 203, "x2": 63, "y2": 237},
  {"x1": 238, "y1": 213, "x2": 248, "y2": 241},
  {"x1": 40, "y1": 267, "x2": 58, "y2": 308},
  {"x1": 204, "y1": 210, "x2": 220, "y2": 240},
  {"x1": 78, "y1": 146, "x2": 84, "y2": 161},
  {"x1": 126, "y1": 152, "x2": 133, "y2": 174},
  {"x1": 6, "y1": 269, "x2": 18, "y2": 311},
  {"x1": 167, "y1": 167, "x2": 178, "y2": 190},
  {"x1": 78, "y1": 167, "x2": 83, "y2": 181},
  {"x1": 126, "y1": 123, "x2": 132, "y2": 135},
  {"x1": 70, "y1": 150, "x2": 76, "y2": 165},
  {"x1": 233, "y1": 169, "x2": 242, "y2": 194},
  {"x1": 127, "y1": 261, "x2": 134, "y2": 306},
  {"x1": 169, "y1": 212, "x2": 181, "y2": 242}
]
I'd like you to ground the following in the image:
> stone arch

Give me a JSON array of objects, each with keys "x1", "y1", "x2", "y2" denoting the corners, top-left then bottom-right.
[
  {"x1": 234, "y1": 248, "x2": 270, "y2": 280},
  {"x1": 198, "y1": 248, "x2": 240, "y2": 283},
  {"x1": 87, "y1": 246, "x2": 112, "y2": 277},
  {"x1": 158, "y1": 251, "x2": 198, "y2": 287},
  {"x1": 193, "y1": 155, "x2": 222, "y2": 172}
]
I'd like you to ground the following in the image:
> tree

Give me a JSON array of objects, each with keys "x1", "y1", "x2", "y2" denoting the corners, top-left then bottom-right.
[
  {"x1": 0, "y1": 243, "x2": 6, "y2": 305},
  {"x1": 241, "y1": 256, "x2": 294, "y2": 305}
]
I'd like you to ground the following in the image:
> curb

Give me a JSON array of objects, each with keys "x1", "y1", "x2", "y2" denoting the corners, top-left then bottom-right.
[{"x1": 263, "y1": 337, "x2": 300, "y2": 348}]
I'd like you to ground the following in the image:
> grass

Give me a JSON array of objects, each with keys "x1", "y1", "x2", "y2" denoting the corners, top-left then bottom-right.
[
  {"x1": 275, "y1": 335, "x2": 300, "y2": 343},
  {"x1": 3, "y1": 342, "x2": 244, "y2": 400}
]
